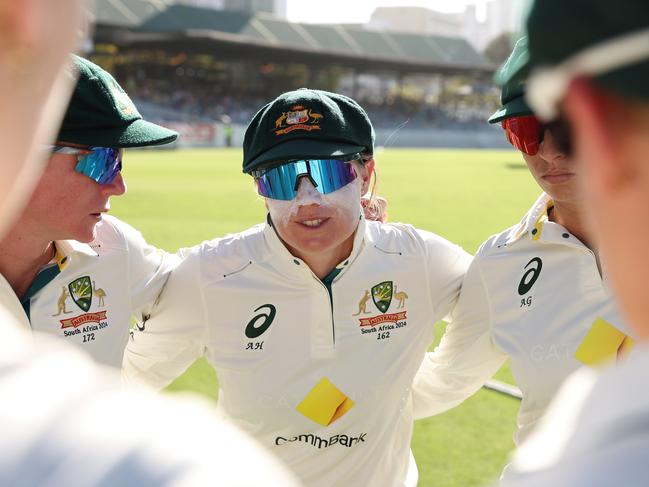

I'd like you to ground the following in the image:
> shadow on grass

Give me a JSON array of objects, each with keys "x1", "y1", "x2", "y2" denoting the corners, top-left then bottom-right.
[{"x1": 505, "y1": 162, "x2": 527, "y2": 170}]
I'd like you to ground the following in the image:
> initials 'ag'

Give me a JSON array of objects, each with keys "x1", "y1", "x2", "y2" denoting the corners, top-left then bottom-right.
[{"x1": 518, "y1": 257, "x2": 542, "y2": 295}]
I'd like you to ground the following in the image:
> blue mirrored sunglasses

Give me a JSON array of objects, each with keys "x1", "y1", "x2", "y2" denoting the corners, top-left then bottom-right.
[
  {"x1": 52, "y1": 146, "x2": 122, "y2": 184},
  {"x1": 252, "y1": 155, "x2": 360, "y2": 201}
]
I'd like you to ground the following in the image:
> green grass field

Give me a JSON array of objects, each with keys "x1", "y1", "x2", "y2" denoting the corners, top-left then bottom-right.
[{"x1": 112, "y1": 147, "x2": 540, "y2": 487}]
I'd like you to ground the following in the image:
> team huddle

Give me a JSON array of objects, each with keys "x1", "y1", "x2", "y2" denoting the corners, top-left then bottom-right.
[{"x1": 2, "y1": 0, "x2": 649, "y2": 485}]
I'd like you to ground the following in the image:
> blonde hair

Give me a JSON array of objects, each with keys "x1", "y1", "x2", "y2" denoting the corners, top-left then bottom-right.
[{"x1": 359, "y1": 152, "x2": 385, "y2": 221}]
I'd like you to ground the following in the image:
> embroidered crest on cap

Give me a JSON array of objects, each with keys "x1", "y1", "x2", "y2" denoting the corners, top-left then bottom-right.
[
  {"x1": 273, "y1": 105, "x2": 323, "y2": 136},
  {"x1": 109, "y1": 80, "x2": 138, "y2": 117}
]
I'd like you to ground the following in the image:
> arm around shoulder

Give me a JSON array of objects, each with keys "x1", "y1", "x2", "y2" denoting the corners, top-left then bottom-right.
[
  {"x1": 123, "y1": 247, "x2": 206, "y2": 390},
  {"x1": 412, "y1": 253, "x2": 507, "y2": 419},
  {"x1": 419, "y1": 228, "x2": 473, "y2": 320},
  {"x1": 107, "y1": 216, "x2": 182, "y2": 317}
]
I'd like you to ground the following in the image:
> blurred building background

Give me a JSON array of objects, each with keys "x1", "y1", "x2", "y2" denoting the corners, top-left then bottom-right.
[
  {"x1": 88, "y1": 0, "x2": 515, "y2": 148},
  {"x1": 368, "y1": 0, "x2": 520, "y2": 52},
  {"x1": 176, "y1": 0, "x2": 287, "y2": 16}
]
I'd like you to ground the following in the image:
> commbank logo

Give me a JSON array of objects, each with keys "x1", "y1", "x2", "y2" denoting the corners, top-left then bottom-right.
[
  {"x1": 575, "y1": 317, "x2": 635, "y2": 366},
  {"x1": 518, "y1": 257, "x2": 542, "y2": 295},
  {"x1": 296, "y1": 377, "x2": 354, "y2": 426},
  {"x1": 245, "y1": 304, "x2": 276, "y2": 339},
  {"x1": 275, "y1": 432, "x2": 366, "y2": 449}
]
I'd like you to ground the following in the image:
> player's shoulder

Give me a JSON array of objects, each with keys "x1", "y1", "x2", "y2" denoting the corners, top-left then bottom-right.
[
  {"x1": 367, "y1": 220, "x2": 468, "y2": 261},
  {"x1": 476, "y1": 223, "x2": 524, "y2": 257},
  {"x1": 474, "y1": 211, "x2": 545, "y2": 261},
  {"x1": 178, "y1": 224, "x2": 267, "y2": 280},
  {"x1": 478, "y1": 193, "x2": 554, "y2": 260}
]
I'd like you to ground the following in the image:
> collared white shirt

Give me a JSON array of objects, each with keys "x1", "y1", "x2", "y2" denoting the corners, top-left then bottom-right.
[
  {"x1": 13, "y1": 215, "x2": 179, "y2": 367},
  {"x1": 124, "y1": 216, "x2": 471, "y2": 487},
  {"x1": 412, "y1": 193, "x2": 633, "y2": 445}
]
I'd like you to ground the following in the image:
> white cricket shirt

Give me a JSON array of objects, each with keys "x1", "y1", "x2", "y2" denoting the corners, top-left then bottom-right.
[
  {"x1": 124, "y1": 216, "x2": 471, "y2": 487},
  {"x1": 9, "y1": 215, "x2": 179, "y2": 367},
  {"x1": 412, "y1": 193, "x2": 633, "y2": 445}
]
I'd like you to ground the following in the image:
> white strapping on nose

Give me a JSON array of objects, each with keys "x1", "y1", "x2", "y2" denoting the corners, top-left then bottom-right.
[
  {"x1": 265, "y1": 177, "x2": 327, "y2": 226},
  {"x1": 294, "y1": 176, "x2": 325, "y2": 206}
]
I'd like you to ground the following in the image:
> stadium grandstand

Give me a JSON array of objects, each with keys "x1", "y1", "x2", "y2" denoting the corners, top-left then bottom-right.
[{"x1": 89, "y1": 0, "x2": 505, "y2": 148}]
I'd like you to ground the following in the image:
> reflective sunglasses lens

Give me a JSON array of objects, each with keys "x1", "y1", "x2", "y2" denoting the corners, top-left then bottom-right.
[
  {"x1": 255, "y1": 158, "x2": 357, "y2": 201},
  {"x1": 256, "y1": 162, "x2": 304, "y2": 200},
  {"x1": 503, "y1": 116, "x2": 542, "y2": 155},
  {"x1": 308, "y1": 159, "x2": 357, "y2": 195},
  {"x1": 74, "y1": 147, "x2": 122, "y2": 184}
]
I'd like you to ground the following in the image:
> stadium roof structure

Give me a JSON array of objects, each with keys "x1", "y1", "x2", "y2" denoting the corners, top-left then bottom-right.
[
  {"x1": 94, "y1": 1, "x2": 495, "y2": 76},
  {"x1": 93, "y1": 0, "x2": 174, "y2": 27}
]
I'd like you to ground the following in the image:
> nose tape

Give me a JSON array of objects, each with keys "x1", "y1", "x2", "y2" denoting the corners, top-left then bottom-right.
[{"x1": 294, "y1": 176, "x2": 325, "y2": 206}]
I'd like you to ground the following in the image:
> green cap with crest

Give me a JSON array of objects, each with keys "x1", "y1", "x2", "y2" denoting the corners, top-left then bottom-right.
[
  {"x1": 242, "y1": 88, "x2": 374, "y2": 173},
  {"x1": 57, "y1": 56, "x2": 178, "y2": 148}
]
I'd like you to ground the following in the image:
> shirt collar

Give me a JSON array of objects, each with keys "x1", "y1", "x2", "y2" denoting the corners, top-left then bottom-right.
[
  {"x1": 506, "y1": 193, "x2": 587, "y2": 248},
  {"x1": 53, "y1": 239, "x2": 98, "y2": 270},
  {"x1": 506, "y1": 193, "x2": 555, "y2": 245}
]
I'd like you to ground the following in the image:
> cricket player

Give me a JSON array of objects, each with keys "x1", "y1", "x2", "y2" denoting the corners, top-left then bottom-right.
[
  {"x1": 124, "y1": 88, "x2": 472, "y2": 487},
  {"x1": 496, "y1": 1, "x2": 649, "y2": 484},
  {"x1": 411, "y1": 37, "x2": 633, "y2": 453},
  {"x1": 0, "y1": 55, "x2": 181, "y2": 367},
  {"x1": 0, "y1": 5, "x2": 301, "y2": 484}
]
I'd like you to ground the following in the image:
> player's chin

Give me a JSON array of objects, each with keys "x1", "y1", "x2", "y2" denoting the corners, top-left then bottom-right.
[{"x1": 74, "y1": 221, "x2": 99, "y2": 243}]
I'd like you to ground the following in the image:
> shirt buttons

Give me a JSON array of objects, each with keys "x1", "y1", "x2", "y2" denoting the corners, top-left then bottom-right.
[
  {"x1": 293, "y1": 259, "x2": 300, "y2": 265},
  {"x1": 562, "y1": 233, "x2": 570, "y2": 239},
  {"x1": 531, "y1": 228, "x2": 538, "y2": 235}
]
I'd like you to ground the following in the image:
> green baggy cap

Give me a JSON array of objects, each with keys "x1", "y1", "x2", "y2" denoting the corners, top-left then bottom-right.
[
  {"x1": 57, "y1": 56, "x2": 178, "y2": 148},
  {"x1": 488, "y1": 37, "x2": 533, "y2": 124},
  {"x1": 242, "y1": 88, "x2": 375, "y2": 173},
  {"x1": 522, "y1": 0, "x2": 649, "y2": 102}
]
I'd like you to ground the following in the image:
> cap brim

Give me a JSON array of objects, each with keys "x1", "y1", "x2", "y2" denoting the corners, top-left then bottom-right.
[
  {"x1": 58, "y1": 118, "x2": 178, "y2": 148},
  {"x1": 244, "y1": 139, "x2": 367, "y2": 173},
  {"x1": 488, "y1": 96, "x2": 534, "y2": 124}
]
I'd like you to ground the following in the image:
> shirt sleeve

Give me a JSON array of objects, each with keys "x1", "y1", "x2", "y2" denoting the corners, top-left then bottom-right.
[
  {"x1": 420, "y1": 230, "x2": 473, "y2": 321},
  {"x1": 122, "y1": 247, "x2": 206, "y2": 390},
  {"x1": 411, "y1": 254, "x2": 508, "y2": 419},
  {"x1": 118, "y1": 220, "x2": 181, "y2": 320}
]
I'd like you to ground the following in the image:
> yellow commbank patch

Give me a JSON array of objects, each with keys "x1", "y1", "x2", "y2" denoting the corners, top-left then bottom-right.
[
  {"x1": 575, "y1": 317, "x2": 635, "y2": 366},
  {"x1": 296, "y1": 377, "x2": 354, "y2": 426}
]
